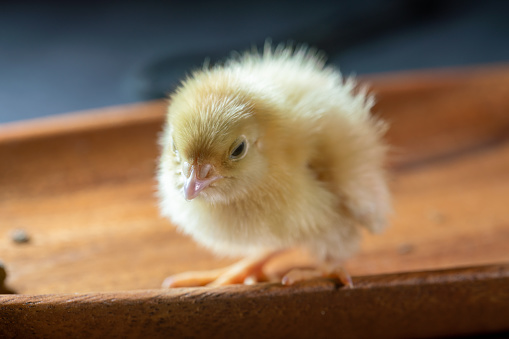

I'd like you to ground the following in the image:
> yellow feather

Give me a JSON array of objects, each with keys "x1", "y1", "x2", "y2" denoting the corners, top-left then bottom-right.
[{"x1": 158, "y1": 44, "x2": 390, "y2": 264}]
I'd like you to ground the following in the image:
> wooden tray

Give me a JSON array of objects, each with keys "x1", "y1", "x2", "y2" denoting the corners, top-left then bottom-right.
[{"x1": 1, "y1": 65, "x2": 509, "y2": 338}]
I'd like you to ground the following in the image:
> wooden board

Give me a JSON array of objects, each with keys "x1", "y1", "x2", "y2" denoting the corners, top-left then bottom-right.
[
  {"x1": 1, "y1": 64, "x2": 509, "y2": 338},
  {"x1": 1, "y1": 265, "x2": 508, "y2": 339}
]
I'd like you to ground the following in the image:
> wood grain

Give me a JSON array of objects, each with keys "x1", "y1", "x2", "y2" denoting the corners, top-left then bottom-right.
[{"x1": 1, "y1": 64, "x2": 509, "y2": 337}]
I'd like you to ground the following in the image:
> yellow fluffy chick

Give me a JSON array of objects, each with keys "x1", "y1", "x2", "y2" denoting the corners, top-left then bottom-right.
[{"x1": 158, "y1": 44, "x2": 390, "y2": 288}]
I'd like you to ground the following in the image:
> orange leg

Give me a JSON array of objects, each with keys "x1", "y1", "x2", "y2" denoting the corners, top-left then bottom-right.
[
  {"x1": 163, "y1": 250, "x2": 353, "y2": 288},
  {"x1": 162, "y1": 250, "x2": 284, "y2": 288}
]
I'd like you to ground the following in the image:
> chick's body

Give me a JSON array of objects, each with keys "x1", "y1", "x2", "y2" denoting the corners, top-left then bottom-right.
[{"x1": 158, "y1": 46, "x2": 390, "y2": 286}]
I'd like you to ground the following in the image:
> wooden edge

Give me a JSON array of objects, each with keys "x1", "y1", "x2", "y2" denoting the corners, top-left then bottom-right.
[
  {"x1": 0, "y1": 100, "x2": 167, "y2": 143},
  {"x1": 1, "y1": 263, "x2": 508, "y2": 338}
]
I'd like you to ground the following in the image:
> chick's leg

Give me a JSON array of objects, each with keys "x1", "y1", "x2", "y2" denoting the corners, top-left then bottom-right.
[
  {"x1": 163, "y1": 250, "x2": 284, "y2": 288},
  {"x1": 207, "y1": 251, "x2": 282, "y2": 287}
]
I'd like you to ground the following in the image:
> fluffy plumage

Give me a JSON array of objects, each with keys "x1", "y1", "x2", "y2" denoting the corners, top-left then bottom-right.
[{"x1": 158, "y1": 44, "x2": 390, "y2": 286}]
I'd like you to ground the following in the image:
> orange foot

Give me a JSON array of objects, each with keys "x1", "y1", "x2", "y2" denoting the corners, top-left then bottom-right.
[
  {"x1": 162, "y1": 250, "x2": 353, "y2": 288},
  {"x1": 162, "y1": 251, "x2": 282, "y2": 288},
  {"x1": 281, "y1": 265, "x2": 353, "y2": 288}
]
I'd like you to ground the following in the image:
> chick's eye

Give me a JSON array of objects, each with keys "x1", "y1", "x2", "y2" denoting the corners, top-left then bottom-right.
[{"x1": 230, "y1": 140, "x2": 247, "y2": 160}]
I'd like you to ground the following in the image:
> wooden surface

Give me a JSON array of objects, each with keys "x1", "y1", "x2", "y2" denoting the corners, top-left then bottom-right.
[{"x1": 1, "y1": 64, "x2": 509, "y2": 337}]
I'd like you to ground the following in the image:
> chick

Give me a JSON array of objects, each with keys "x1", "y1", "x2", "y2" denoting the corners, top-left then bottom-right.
[{"x1": 158, "y1": 44, "x2": 390, "y2": 288}]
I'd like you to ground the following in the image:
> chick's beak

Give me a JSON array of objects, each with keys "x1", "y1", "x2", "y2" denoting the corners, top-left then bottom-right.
[{"x1": 183, "y1": 163, "x2": 222, "y2": 201}]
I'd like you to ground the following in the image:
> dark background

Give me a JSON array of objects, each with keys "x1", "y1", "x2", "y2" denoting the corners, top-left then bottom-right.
[{"x1": 1, "y1": 0, "x2": 508, "y2": 123}]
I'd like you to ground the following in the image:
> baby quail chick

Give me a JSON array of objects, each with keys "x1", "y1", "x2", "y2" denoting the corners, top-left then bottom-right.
[{"x1": 158, "y1": 44, "x2": 390, "y2": 288}]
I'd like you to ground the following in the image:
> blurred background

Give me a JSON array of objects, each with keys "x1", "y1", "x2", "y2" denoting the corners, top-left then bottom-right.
[{"x1": 1, "y1": 0, "x2": 508, "y2": 123}]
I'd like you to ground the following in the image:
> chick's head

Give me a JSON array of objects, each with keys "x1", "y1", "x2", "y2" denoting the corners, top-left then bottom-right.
[{"x1": 166, "y1": 80, "x2": 270, "y2": 204}]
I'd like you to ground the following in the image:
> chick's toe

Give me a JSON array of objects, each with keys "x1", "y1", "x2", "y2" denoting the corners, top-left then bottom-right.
[
  {"x1": 282, "y1": 265, "x2": 353, "y2": 288},
  {"x1": 163, "y1": 251, "x2": 283, "y2": 288}
]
